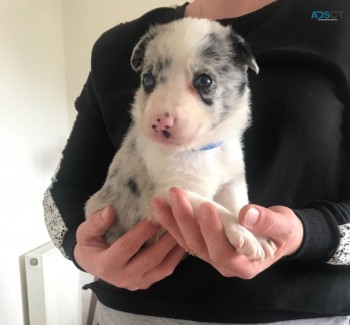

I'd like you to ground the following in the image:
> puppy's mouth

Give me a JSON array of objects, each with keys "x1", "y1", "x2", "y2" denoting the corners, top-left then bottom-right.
[
  {"x1": 145, "y1": 124, "x2": 203, "y2": 152},
  {"x1": 148, "y1": 129, "x2": 183, "y2": 147},
  {"x1": 161, "y1": 130, "x2": 171, "y2": 139},
  {"x1": 151, "y1": 124, "x2": 172, "y2": 139}
]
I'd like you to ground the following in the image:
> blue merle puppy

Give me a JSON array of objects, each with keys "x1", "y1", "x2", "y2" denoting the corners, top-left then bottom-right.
[{"x1": 85, "y1": 17, "x2": 276, "y2": 260}]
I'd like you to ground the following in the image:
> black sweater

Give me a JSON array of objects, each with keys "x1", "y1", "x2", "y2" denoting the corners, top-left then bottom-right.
[{"x1": 44, "y1": 0, "x2": 350, "y2": 323}]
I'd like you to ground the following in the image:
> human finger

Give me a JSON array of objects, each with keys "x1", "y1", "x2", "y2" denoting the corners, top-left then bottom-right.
[
  {"x1": 152, "y1": 197, "x2": 186, "y2": 247},
  {"x1": 127, "y1": 231, "x2": 178, "y2": 272},
  {"x1": 77, "y1": 205, "x2": 116, "y2": 244},
  {"x1": 167, "y1": 187, "x2": 207, "y2": 254},
  {"x1": 141, "y1": 245, "x2": 186, "y2": 289},
  {"x1": 240, "y1": 205, "x2": 288, "y2": 238},
  {"x1": 239, "y1": 205, "x2": 304, "y2": 256},
  {"x1": 108, "y1": 218, "x2": 161, "y2": 263},
  {"x1": 198, "y1": 203, "x2": 238, "y2": 264},
  {"x1": 126, "y1": 232, "x2": 185, "y2": 287}
]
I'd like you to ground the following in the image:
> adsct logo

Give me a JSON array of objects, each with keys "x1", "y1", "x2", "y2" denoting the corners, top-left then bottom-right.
[{"x1": 311, "y1": 10, "x2": 345, "y2": 21}]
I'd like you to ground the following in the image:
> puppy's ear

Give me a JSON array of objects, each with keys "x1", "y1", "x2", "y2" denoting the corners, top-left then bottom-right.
[
  {"x1": 231, "y1": 32, "x2": 259, "y2": 74},
  {"x1": 130, "y1": 25, "x2": 158, "y2": 72}
]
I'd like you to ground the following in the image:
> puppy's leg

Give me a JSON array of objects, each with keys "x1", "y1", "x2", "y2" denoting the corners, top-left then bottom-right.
[
  {"x1": 215, "y1": 181, "x2": 276, "y2": 259},
  {"x1": 84, "y1": 148, "x2": 146, "y2": 244},
  {"x1": 85, "y1": 189, "x2": 110, "y2": 219},
  {"x1": 214, "y1": 178, "x2": 249, "y2": 218},
  {"x1": 184, "y1": 190, "x2": 268, "y2": 260}
]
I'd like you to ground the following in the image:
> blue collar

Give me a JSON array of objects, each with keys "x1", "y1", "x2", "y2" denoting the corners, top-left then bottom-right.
[{"x1": 195, "y1": 141, "x2": 224, "y2": 152}]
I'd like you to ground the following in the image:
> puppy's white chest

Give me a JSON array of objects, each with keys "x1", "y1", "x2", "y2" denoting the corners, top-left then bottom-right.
[{"x1": 141, "y1": 141, "x2": 234, "y2": 197}]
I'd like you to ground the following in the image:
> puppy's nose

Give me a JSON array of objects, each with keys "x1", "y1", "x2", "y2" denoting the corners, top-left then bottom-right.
[{"x1": 151, "y1": 112, "x2": 174, "y2": 139}]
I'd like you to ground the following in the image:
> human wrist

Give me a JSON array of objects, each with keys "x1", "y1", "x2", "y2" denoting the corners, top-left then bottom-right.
[
  {"x1": 286, "y1": 207, "x2": 339, "y2": 262},
  {"x1": 285, "y1": 213, "x2": 304, "y2": 257}
]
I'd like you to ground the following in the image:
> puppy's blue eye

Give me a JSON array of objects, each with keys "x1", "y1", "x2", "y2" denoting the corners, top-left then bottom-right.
[
  {"x1": 143, "y1": 73, "x2": 155, "y2": 92},
  {"x1": 194, "y1": 74, "x2": 213, "y2": 90}
]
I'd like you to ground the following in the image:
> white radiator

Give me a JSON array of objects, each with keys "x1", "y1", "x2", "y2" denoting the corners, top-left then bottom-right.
[{"x1": 25, "y1": 241, "x2": 84, "y2": 325}]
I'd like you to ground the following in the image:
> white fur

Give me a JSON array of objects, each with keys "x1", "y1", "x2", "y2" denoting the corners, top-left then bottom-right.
[{"x1": 85, "y1": 18, "x2": 275, "y2": 260}]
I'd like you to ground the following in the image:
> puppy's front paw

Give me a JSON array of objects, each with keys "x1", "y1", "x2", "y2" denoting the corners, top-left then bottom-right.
[
  {"x1": 257, "y1": 236, "x2": 277, "y2": 259},
  {"x1": 224, "y1": 223, "x2": 267, "y2": 260}
]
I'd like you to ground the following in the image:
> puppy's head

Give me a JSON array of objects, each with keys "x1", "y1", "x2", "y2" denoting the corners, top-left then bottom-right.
[{"x1": 131, "y1": 18, "x2": 258, "y2": 153}]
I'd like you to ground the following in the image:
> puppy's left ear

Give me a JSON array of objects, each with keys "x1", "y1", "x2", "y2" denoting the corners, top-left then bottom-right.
[
  {"x1": 130, "y1": 36, "x2": 148, "y2": 72},
  {"x1": 231, "y1": 32, "x2": 259, "y2": 74},
  {"x1": 131, "y1": 25, "x2": 158, "y2": 72}
]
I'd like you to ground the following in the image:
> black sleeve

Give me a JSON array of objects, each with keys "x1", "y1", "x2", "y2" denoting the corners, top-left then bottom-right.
[
  {"x1": 43, "y1": 74, "x2": 115, "y2": 260},
  {"x1": 289, "y1": 93, "x2": 350, "y2": 265},
  {"x1": 289, "y1": 201, "x2": 350, "y2": 264}
]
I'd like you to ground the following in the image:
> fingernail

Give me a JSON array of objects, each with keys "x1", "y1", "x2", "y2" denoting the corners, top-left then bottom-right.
[
  {"x1": 169, "y1": 189, "x2": 178, "y2": 206},
  {"x1": 150, "y1": 202, "x2": 166, "y2": 227},
  {"x1": 244, "y1": 207, "x2": 260, "y2": 226},
  {"x1": 100, "y1": 206, "x2": 110, "y2": 222},
  {"x1": 151, "y1": 202, "x2": 161, "y2": 216},
  {"x1": 200, "y1": 204, "x2": 211, "y2": 221},
  {"x1": 150, "y1": 218, "x2": 160, "y2": 227},
  {"x1": 146, "y1": 211, "x2": 161, "y2": 226}
]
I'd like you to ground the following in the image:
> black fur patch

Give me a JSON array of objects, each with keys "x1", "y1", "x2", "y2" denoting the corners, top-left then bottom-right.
[
  {"x1": 217, "y1": 64, "x2": 231, "y2": 74},
  {"x1": 109, "y1": 167, "x2": 119, "y2": 180},
  {"x1": 128, "y1": 138, "x2": 137, "y2": 151},
  {"x1": 158, "y1": 73, "x2": 167, "y2": 84},
  {"x1": 131, "y1": 27, "x2": 158, "y2": 71},
  {"x1": 155, "y1": 57, "x2": 172, "y2": 85},
  {"x1": 231, "y1": 33, "x2": 256, "y2": 72},
  {"x1": 199, "y1": 93, "x2": 213, "y2": 106},
  {"x1": 162, "y1": 130, "x2": 171, "y2": 139},
  {"x1": 127, "y1": 178, "x2": 141, "y2": 197},
  {"x1": 101, "y1": 185, "x2": 113, "y2": 200},
  {"x1": 201, "y1": 33, "x2": 223, "y2": 61},
  {"x1": 156, "y1": 57, "x2": 172, "y2": 74},
  {"x1": 237, "y1": 81, "x2": 247, "y2": 96}
]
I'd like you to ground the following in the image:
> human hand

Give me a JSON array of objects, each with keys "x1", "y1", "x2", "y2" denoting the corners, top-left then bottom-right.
[
  {"x1": 74, "y1": 206, "x2": 186, "y2": 290},
  {"x1": 152, "y1": 187, "x2": 304, "y2": 279}
]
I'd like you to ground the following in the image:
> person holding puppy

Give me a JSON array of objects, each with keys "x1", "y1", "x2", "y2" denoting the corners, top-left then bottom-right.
[{"x1": 44, "y1": 0, "x2": 350, "y2": 324}]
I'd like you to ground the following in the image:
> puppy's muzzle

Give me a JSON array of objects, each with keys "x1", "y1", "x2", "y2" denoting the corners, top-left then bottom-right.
[{"x1": 151, "y1": 112, "x2": 174, "y2": 139}]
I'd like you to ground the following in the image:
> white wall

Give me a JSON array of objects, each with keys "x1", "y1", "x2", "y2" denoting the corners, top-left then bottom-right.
[{"x1": 0, "y1": 1, "x2": 68, "y2": 324}]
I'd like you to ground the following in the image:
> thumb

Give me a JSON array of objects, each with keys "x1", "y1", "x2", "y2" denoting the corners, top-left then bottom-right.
[
  {"x1": 239, "y1": 205, "x2": 277, "y2": 237},
  {"x1": 79, "y1": 206, "x2": 116, "y2": 241}
]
